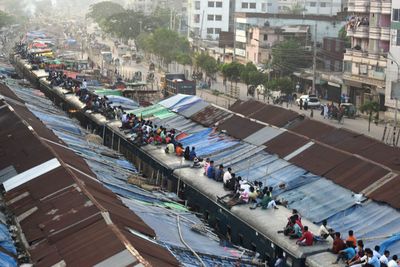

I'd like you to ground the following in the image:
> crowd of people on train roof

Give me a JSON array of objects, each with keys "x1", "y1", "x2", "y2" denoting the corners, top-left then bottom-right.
[
  {"x1": 46, "y1": 70, "x2": 122, "y2": 119},
  {"x1": 118, "y1": 117, "x2": 400, "y2": 266}
]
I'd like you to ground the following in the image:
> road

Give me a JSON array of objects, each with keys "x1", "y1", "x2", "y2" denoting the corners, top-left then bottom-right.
[{"x1": 82, "y1": 27, "x2": 392, "y2": 144}]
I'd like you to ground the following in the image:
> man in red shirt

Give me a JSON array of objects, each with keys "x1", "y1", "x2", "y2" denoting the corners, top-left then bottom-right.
[
  {"x1": 331, "y1": 232, "x2": 346, "y2": 254},
  {"x1": 296, "y1": 226, "x2": 314, "y2": 246}
]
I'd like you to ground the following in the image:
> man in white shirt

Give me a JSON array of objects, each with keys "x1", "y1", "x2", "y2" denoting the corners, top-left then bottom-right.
[
  {"x1": 373, "y1": 246, "x2": 382, "y2": 259},
  {"x1": 380, "y1": 250, "x2": 390, "y2": 265},
  {"x1": 319, "y1": 219, "x2": 333, "y2": 240},
  {"x1": 223, "y1": 167, "x2": 232, "y2": 185},
  {"x1": 387, "y1": 255, "x2": 398, "y2": 267}
]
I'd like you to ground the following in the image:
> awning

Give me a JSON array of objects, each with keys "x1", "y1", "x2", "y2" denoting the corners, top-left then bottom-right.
[{"x1": 328, "y1": 82, "x2": 341, "y2": 88}]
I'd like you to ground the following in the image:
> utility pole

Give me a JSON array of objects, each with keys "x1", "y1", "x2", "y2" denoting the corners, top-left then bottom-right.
[
  {"x1": 312, "y1": 23, "x2": 317, "y2": 94},
  {"x1": 233, "y1": 17, "x2": 236, "y2": 61}
]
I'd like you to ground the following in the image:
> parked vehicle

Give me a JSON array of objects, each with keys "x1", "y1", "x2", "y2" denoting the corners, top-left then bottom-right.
[
  {"x1": 296, "y1": 95, "x2": 321, "y2": 108},
  {"x1": 339, "y1": 103, "x2": 357, "y2": 118},
  {"x1": 160, "y1": 73, "x2": 196, "y2": 96}
]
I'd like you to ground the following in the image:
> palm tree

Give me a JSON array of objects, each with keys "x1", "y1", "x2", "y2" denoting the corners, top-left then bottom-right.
[{"x1": 360, "y1": 101, "x2": 380, "y2": 132}]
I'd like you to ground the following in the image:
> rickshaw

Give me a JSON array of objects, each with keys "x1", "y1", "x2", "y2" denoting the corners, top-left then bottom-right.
[{"x1": 339, "y1": 103, "x2": 357, "y2": 118}]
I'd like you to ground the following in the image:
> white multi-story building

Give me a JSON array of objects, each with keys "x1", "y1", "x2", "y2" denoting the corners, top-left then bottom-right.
[
  {"x1": 277, "y1": 0, "x2": 344, "y2": 16},
  {"x1": 235, "y1": 0, "x2": 278, "y2": 14},
  {"x1": 188, "y1": 0, "x2": 231, "y2": 40},
  {"x1": 386, "y1": 1, "x2": 400, "y2": 117},
  {"x1": 127, "y1": 0, "x2": 183, "y2": 14},
  {"x1": 343, "y1": 0, "x2": 391, "y2": 109}
]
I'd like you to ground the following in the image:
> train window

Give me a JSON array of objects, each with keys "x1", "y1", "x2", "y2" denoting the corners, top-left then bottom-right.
[
  {"x1": 204, "y1": 210, "x2": 209, "y2": 220},
  {"x1": 250, "y1": 243, "x2": 256, "y2": 252},
  {"x1": 238, "y1": 233, "x2": 244, "y2": 246}
]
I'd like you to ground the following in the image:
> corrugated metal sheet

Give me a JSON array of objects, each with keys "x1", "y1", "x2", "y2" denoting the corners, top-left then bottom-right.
[
  {"x1": 288, "y1": 119, "x2": 336, "y2": 140},
  {"x1": 289, "y1": 144, "x2": 351, "y2": 176},
  {"x1": 229, "y1": 99, "x2": 265, "y2": 116},
  {"x1": 250, "y1": 105, "x2": 301, "y2": 128},
  {"x1": 367, "y1": 175, "x2": 400, "y2": 209},
  {"x1": 358, "y1": 143, "x2": 400, "y2": 172},
  {"x1": 190, "y1": 105, "x2": 232, "y2": 127},
  {"x1": 178, "y1": 101, "x2": 210, "y2": 118},
  {"x1": 264, "y1": 132, "x2": 309, "y2": 158},
  {"x1": 243, "y1": 126, "x2": 284, "y2": 146},
  {"x1": 217, "y1": 115, "x2": 264, "y2": 140},
  {"x1": 324, "y1": 156, "x2": 390, "y2": 192},
  {"x1": 0, "y1": 87, "x2": 180, "y2": 266}
]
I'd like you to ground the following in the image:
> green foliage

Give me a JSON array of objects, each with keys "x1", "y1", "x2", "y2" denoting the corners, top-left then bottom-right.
[
  {"x1": 240, "y1": 62, "x2": 257, "y2": 87},
  {"x1": 289, "y1": 3, "x2": 305, "y2": 15},
  {"x1": 221, "y1": 62, "x2": 244, "y2": 82},
  {"x1": 360, "y1": 101, "x2": 380, "y2": 132},
  {"x1": 87, "y1": 1, "x2": 125, "y2": 24},
  {"x1": 195, "y1": 53, "x2": 218, "y2": 78},
  {"x1": 338, "y1": 26, "x2": 351, "y2": 48},
  {"x1": 264, "y1": 77, "x2": 294, "y2": 95},
  {"x1": 176, "y1": 53, "x2": 193, "y2": 66},
  {"x1": 248, "y1": 71, "x2": 267, "y2": 88},
  {"x1": 137, "y1": 28, "x2": 190, "y2": 65},
  {"x1": 101, "y1": 10, "x2": 146, "y2": 40},
  {"x1": 272, "y1": 39, "x2": 312, "y2": 76}
]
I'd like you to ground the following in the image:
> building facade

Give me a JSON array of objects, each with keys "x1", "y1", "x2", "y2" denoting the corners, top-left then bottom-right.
[
  {"x1": 188, "y1": 0, "x2": 231, "y2": 40},
  {"x1": 235, "y1": 0, "x2": 278, "y2": 14},
  {"x1": 343, "y1": 0, "x2": 391, "y2": 109},
  {"x1": 277, "y1": 0, "x2": 345, "y2": 15},
  {"x1": 385, "y1": 1, "x2": 400, "y2": 117}
]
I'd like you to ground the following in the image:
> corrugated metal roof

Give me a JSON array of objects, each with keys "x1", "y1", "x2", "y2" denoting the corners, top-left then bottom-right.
[
  {"x1": 367, "y1": 175, "x2": 400, "y2": 209},
  {"x1": 178, "y1": 101, "x2": 210, "y2": 118},
  {"x1": 264, "y1": 132, "x2": 309, "y2": 158},
  {"x1": 358, "y1": 143, "x2": 400, "y2": 172},
  {"x1": 229, "y1": 99, "x2": 265, "y2": 116},
  {"x1": 288, "y1": 119, "x2": 336, "y2": 140},
  {"x1": 243, "y1": 126, "x2": 284, "y2": 146},
  {"x1": 250, "y1": 105, "x2": 301, "y2": 127},
  {"x1": 324, "y1": 156, "x2": 390, "y2": 192},
  {"x1": 190, "y1": 105, "x2": 232, "y2": 127},
  {"x1": 289, "y1": 144, "x2": 351, "y2": 176},
  {"x1": 0, "y1": 88, "x2": 179, "y2": 266},
  {"x1": 217, "y1": 115, "x2": 265, "y2": 140}
]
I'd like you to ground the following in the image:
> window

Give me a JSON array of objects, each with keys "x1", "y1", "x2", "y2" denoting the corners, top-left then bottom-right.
[
  {"x1": 394, "y1": 9, "x2": 400, "y2": 22},
  {"x1": 208, "y1": 1, "x2": 214, "y2": 7},
  {"x1": 242, "y1": 2, "x2": 249, "y2": 8},
  {"x1": 397, "y1": 30, "x2": 400, "y2": 46},
  {"x1": 344, "y1": 61, "x2": 352, "y2": 72},
  {"x1": 263, "y1": 34, "x2": 268, "y2": 41},
  {"x1": 320, "y1": 2, "x2": 326, "y2": 7},
  {"x1": 309, "y1": 2, "x2": 316, "y2": 7},
  {"x1": 195, "y1": 1, "x2": 200, "y2": 10},
  {"x1": 250, "y1": 2, "x2": 256, "y2": 9},
  {"x1": 208, "y1": 14, "x2": 214, "y2": 21},
  {"x1": 262, "y1": 3, "x2": 266, "y2": 11},
  {"x1": 215, "y1": 15, "x2": 222, "y2": 21},
  {"x1": 194, "y1": 14, "x2": 200, "y2": 23},
  {"x1": 207, "y1": 28, "x2": 214, "y2": 34},
  {"x1": 216, "y1": 1, "x2": 222, "y2": 7},
  {"x1": 215, "y1": 28, "x2": 221, "y2": 34}
]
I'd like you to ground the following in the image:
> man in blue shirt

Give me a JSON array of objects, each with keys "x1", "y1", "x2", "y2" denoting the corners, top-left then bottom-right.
[
  {"x1": 206, "y1": 160, "x2": 216, "y2": 179},
  {"x1": 189, "y1": 147, "x2": 197, "y2": 161},
  {"x1": 333, "y1": 241, "x2": 355, "y2": 264},
  {"x1": 365, "y1": 248, "x2": 380, "y2": 267}
]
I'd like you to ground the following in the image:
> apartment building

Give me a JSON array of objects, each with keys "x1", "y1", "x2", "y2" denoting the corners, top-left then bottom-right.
[
  {"x1": 127, "y1": 0, "x2": 184, "y2": 14},
  {"x1": 235, "y1": 0, "x2": 278, "y2": 14},
  {"x1": 343, "y1": 0, "x2": 391, "y2": 109},
  {"x1": 277, "y1": 0, "x2": 344, "y2": 15},
  {"x1": 188, "y1": 0, "x2": 231, "y2": 40},
  {"x1": 385, "y1": 1, "x2": 400, "y2": 117}
]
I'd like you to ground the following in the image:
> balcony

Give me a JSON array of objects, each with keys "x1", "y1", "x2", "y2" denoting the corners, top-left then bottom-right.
[
  {"x1": 381, "y1": 27, "x2": 390, "y2": 41},
  {"x1": 353, "y1": 25, "x2": 369, "y2": 38},
  {"x1": 369, "y1": 26, "x2": 381, "y2": 39},
  {"x1": 370, "y1": 1, "x2": 381, "y2": 13},
  {"x1": 381, "y1": 1, "x2": 391, "y2": 14},
  {"x1": 353, "y1": 0, "x2": 370, "y2": 13}
]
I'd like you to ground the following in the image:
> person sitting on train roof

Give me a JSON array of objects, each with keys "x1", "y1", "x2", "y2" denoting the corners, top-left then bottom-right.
[
  {"x1": 226, "y1": 188, "x2": 249, "y2": 209},
  {"x1": 175, "y1": 143, "x2": 184, "y2": 157},
  {"x1": 319, "y1": 219, "x2": 335, "y2": 240},
  {"x1": 192, "y1": 157, "x2": 201, "y2": 168},
  {"x1": 296, "y1": 226, "x2": 313, "y2": 246},
  {"x1": 206, "y1": 160, "x2": 216, "y2": 179},
  {"x1": 183, "y1": 146, "x2": 190, "y2": 160},
  {"x1": 346, "y1": 230, "x2": 357, "y2": 248},
  {"x1": 165, "y1": 141, "x2": 175, "y2": 154},
  {"x1": 203, "y1": 158, "x2": 210, "y2": 175},
  {"x1": 214, "y1": 164, "x2": 224, "y2": 182},
  {"x1": 347, "y1": 240, "x2": 365, "y2": 266},
  {"x1": 288, "y1": 217, "x2": 302, "y2": 239},
  {"x1": 332, "y1": 241, "x2": 356, "y2": 265},
  {"x1": 223, "y1": 167, "x2": 232, "y2": 186},
  {"x1": 387, "y1": 255, "x2": 398, "y2": 267},
  {"x1": 331, "y1": 232, "x2": 346, "y2": 254},
  {"x1": 189, "y1": 147, "x2": 197, "y2": 161},
  {"x1": 380, "y1": 250, "x2": 391, "y2": 266},
  {"x1": 373, "y1": 245, "x2": 381, "y2": 259},
  {"x1": 364, "y1": 248, "x2": 381, "y2": 267},
  {"x1": 260, "y1": 190, "x2": 278, "y2": 210}
]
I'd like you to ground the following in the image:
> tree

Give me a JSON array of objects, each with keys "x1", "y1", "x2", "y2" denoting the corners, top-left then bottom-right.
[
  {"x1": 360, "y1": 101, "x2": 380, "y2": 132},
  {"x1": 87, "y1": 1, "x2": 125, "y2": 24},
  {"x1": 240, "y1": 62, "x2": 257, "y2": 90},
  {"x1": 338, "y1": 26, "x2": 351, "y2": 48},
  {"x1": 272, "y1": 39, "x2": 312, "y2": 76},
  {"x1": 195, "y1": 53, "x2": 218, "y2": 80},
  {"x1": 289, "y1": 3, "x2": 305, "y2": 15},
  {"x1": 264, "y1": 77, "x2": 294, "y2": 97},
  {"x1": 101, "y1": 10, "x2": 146, "y2": 40},
  {"x1": 221, "y1": 62, "x2": 244, "y2": 94}
]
